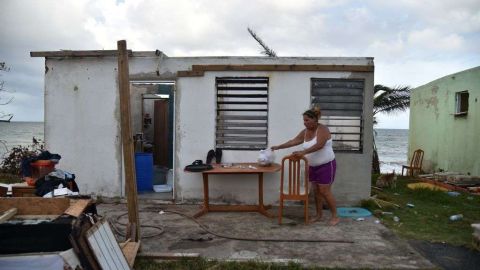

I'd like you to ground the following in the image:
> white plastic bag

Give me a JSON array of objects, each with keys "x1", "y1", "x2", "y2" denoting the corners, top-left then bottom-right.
[{"x1": 258, "y1": 149, "x2": 274, "y2": 166}]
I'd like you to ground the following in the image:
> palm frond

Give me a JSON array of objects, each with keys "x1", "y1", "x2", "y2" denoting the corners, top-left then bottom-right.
[
  {"x1": 247, "y1": 27, "x2": 277, "y2": 57},
  {"x1": 373, "y1": 84, "x2": 411, "y2": 115}
]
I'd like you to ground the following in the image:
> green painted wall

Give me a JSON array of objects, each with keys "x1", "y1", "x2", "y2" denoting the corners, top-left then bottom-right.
[{"x1": 409, "y1": 66, "x2": 480, "y2": 176}]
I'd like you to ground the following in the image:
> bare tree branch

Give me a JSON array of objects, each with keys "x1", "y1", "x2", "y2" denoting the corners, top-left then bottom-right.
[{"x1": 0, "y1": 61, "x2": 14, "y2": 118}]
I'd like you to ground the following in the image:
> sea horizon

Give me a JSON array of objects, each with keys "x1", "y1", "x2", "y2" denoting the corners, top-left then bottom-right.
[{"x1": 6, "y1": 121, "x2": 410, "y2": 130}]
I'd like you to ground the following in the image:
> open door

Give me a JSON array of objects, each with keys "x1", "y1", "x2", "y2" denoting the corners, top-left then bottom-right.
[{"x1": 153, "y1": 99, "x2": 169, "y2": 167}]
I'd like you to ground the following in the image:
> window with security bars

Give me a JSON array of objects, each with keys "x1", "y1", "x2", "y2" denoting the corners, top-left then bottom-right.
[
  {"x1": 311, "y1": 78, "x2": 364, "y2": 152},
  {"x1": 216, "y1": 77, "x2": 269, "y2": 150}
]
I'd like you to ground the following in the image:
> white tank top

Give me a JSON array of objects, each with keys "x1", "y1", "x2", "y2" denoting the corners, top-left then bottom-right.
[{"x1": 302, "y1": 128, "x2": 335, "y2": 167}]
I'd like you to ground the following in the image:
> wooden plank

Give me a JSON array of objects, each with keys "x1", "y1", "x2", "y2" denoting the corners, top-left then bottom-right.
[
  {"x1": 31, "y1": 50, "x2": 133, "y2": 57},
  {"x1": 194, "y1": 64, "x2": 374, "y2": 72},
  {"x1": 0, "y1": 185, "x2": 7, "y2": 197},
  {"x1": 0, "y1": 197, "x2": 70, "y2": 215},
  {"x1": 177, "y1": 64, "x2": 373, "y2": 77},
  {"x1": 121, "y1": 242, "x2": 141, "y2": 267},
  {"x1": 0, "y1": 208, "x2": 17, "y2": 223},
  {"x1": 11, "y1": 186, "x2": 36, "y2": 197},
  {"x1": 117, "y1": 40, "x2": 140, "y2": 242},
  {"x1": 64, "y1": 199, "x2": 92, "y2": 217}
]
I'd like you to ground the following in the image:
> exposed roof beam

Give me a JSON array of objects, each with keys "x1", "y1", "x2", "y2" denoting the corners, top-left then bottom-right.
[
  {"x1": 30, "y1": 50, "x2": 166, "y2": 58},
  {"x1": 177, "y1": 64, "x2": 374, "y2": 77}
]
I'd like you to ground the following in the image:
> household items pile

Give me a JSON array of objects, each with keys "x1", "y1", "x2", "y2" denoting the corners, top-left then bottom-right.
[
  {"x1": 418, "y1": 172, "x2": 480, "y2": 194},
  {"x1": 0, "y1": 197, "x2": 139, "y2": 269},
  {"x1": 20, "y1": 151, "x2": 80, "y2": 197}
]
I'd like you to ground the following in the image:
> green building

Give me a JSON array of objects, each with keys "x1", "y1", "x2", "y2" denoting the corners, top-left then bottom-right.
[{"x1": 409, "y1": 66, "x2": 480, "y2": 176}]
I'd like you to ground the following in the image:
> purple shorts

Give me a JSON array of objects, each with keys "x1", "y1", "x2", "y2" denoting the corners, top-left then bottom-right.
[{"x1": 309, "y1": 159, "x2": 336, "y2": 185}]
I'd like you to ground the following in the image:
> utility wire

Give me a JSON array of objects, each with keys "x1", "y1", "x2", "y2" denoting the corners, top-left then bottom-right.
[{"x1": 107, "y1": 209, "x2": 354, "y2": 244}]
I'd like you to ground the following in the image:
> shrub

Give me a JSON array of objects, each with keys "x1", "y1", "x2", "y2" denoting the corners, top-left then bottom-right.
[{"x1": 0, "y1": 137, "x2": 44, "y2": 175}]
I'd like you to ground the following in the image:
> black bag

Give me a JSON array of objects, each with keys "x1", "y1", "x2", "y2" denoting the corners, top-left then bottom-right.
[{"x1": 185, "y1": 160, "x2": 213, "y2": 172}]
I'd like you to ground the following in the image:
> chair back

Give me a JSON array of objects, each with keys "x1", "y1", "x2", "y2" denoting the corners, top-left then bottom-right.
[
  {"x1": 410, "y1": 149, "x2": 424, "y2": 169},
  {"x1": 280, "y1": 155, "x2": 309, "y2": 198}
]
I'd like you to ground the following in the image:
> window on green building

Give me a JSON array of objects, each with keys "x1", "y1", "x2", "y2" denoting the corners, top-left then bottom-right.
[{"x1": 455, "y1": 91, "x2": 469, "y2": 116}]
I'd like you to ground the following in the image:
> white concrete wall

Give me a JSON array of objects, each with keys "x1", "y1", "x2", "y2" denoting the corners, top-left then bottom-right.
[
  {"x1": 175, "y1": 71, "x2": 373, "y2": 205},
  {"x1": 44, "y1": 58, "x2": 122, "y2": 196},
  {"x1": 42, "y1": 54, "x2": 373, "y2": 204}
]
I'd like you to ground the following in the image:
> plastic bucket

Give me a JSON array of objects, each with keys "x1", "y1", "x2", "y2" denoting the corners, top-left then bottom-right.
[
  {"x1": 135, "y1": 153, "x2": 153, "y2": 192},
  {"x1": 30, "y1": 160, "x2": 56, "y2": 185}
]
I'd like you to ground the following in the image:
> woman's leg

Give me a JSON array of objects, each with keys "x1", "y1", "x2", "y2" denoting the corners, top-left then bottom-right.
[
  {"x1": 319, "y1": 184, "x2": 340, "y2": 226},
  {"x1": 313, "y1": 183, "x2": 323, "y2": 221}
]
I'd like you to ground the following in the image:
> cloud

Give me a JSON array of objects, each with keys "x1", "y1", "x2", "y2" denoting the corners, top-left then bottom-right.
[
  {"x1": 0, "y1": 0, "x2": 479, "y2": 125},
  {"x1": 408, "y1": 28, "x2": 465, "y2": 51}
]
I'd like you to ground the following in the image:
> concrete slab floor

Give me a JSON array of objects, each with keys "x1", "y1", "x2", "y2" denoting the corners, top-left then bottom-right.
[{"x1": 97, "y1": 202, "x2": 435, "y2": 269}]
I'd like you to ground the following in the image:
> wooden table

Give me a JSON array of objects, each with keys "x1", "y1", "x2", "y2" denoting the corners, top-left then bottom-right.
[{"x1": 194, "y1": 163, "x2": 281, "y2": 218}]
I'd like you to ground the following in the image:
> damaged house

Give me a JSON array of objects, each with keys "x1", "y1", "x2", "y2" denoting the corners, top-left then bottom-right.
[
  {"x1": 31, "y1": 49, "x2": 374, "y2": 205},
  {"x1": 409, "y1": 66, "x2": 480, "y2": 176}
]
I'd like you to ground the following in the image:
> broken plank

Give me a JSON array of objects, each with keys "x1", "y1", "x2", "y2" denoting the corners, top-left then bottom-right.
[
  {"x1": 64, "y1": 199, "x2": 92, "y2": 217},
  {"x1": 0, "y1": 197, "x2": 70, "y2": 215},
  {"x1": 121, "y1": 241, "x2": 141, "y2": 267},
  {"x1": 0, "y1": 208, "x2": 17, "y2": 223}
]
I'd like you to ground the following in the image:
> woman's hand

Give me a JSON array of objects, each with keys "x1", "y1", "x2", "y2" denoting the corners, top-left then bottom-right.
[
  {"x1": 292, "y1": 151, "x2": 305, "y2": 158},
  {"x1": 271, "y1": 145, "x2": 279, "y2": 151}
]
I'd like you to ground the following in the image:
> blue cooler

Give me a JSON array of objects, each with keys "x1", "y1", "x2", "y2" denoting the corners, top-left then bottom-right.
[{"x1": 135, "y1": 153, "x2": 153, "y2": 192}]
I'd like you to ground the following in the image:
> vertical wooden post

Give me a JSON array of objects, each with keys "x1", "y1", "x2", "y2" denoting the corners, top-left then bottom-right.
[{"x1": 117, "y1": 40, "x2": 140, "y2": 241}]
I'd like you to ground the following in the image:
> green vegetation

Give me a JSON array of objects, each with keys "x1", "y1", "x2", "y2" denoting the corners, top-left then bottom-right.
[
  {"x1": 365, "y1": 175, "x2": 480, "y2": 247},
  {"x1": 134, "y1": 257, "x2": 361, "y2": 270},
  {"x1": 0, "y1": 172, "x2": 22, "y2": 184}
]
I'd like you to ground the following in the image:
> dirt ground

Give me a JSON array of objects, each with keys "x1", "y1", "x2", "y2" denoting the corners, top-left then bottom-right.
[{"x1": 97, "y1": 201, "x2": 435, "y2": 269}]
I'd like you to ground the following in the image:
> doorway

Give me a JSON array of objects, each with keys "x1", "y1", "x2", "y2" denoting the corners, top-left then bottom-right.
[{"x1": 134, "y1": 82, "x2": 175, "y2": 200}]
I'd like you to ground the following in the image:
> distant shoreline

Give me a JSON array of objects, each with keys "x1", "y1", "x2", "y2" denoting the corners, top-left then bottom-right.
[{"x1": 2, "y1": 122, "x2": 409, "y2": 130}]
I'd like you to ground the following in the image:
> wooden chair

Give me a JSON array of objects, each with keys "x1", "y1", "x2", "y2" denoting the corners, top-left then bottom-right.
[
  {"x1": 402, "y1": 149, "x2": 424, "y2": 176},
  {"x1": 278, "y1": 155, "x2": 309, "y2": 224}
]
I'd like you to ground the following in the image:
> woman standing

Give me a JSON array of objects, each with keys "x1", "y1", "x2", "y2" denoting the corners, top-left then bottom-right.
[{"x1": 271, "y1": 107, "x2": 339, "y2": 225}]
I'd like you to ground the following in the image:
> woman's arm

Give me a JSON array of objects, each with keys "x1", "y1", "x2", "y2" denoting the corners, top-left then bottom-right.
[{"x1": 271, "y1": 130, "x2": 305, "y2": 151}]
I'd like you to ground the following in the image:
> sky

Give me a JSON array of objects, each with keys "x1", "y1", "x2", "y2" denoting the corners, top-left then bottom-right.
[{"x1": 0, "y1": 0, "x2": 479, "y2": 129}]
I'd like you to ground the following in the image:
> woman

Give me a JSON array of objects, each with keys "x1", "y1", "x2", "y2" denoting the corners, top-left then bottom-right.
[{"x1": 271, "y1": 107, "x2": 339, "y2": 225}]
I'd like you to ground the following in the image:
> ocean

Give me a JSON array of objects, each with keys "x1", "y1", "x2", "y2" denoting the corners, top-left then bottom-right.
[
  {"x1": 0, "y1": 123, "x2": 407, "y2": 173},
  {"x1": 0, "y1": 122, "x2": 44, "y2": 160},
  {"x1": 375, "y1": 128, "x2": 409, "y2": 173}
]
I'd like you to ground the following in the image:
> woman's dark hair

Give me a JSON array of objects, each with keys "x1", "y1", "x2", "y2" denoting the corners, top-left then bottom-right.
[{"x1": 303, "y1": 107, "x2": 321, "y2": 120}]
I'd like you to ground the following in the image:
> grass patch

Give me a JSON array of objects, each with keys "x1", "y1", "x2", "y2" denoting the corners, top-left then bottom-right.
[
  {"x1": 134, "y1": 257, "x2": 358, "y2": 270},
  {"x1": 0, "y1": 173, "x2": 22, "y2": 184},
  {"x1": 367, "y1": 174, "x2": 480, "y2": 247}
]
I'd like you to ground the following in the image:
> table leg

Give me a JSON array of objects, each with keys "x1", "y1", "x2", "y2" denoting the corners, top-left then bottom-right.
[
  {"x1": 258, "y1": 172, "x2": 274, "y2": 218},
  {"x1": 193, "y1": 173, "x2": 209, "y2": 218}
]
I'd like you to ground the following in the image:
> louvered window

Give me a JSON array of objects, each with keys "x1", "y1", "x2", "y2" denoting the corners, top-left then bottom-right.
[
  {"x1": 311, "y1": 78, "x2": 364, "y2": 152},
  {"x1": 216, "y1": 77, "x2": 269, "y2": 150}
]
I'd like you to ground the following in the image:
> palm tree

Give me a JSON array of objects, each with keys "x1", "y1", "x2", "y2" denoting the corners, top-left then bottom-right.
[{"x1": 372, "y1": 85, "x2": 412, "y2": 173}]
